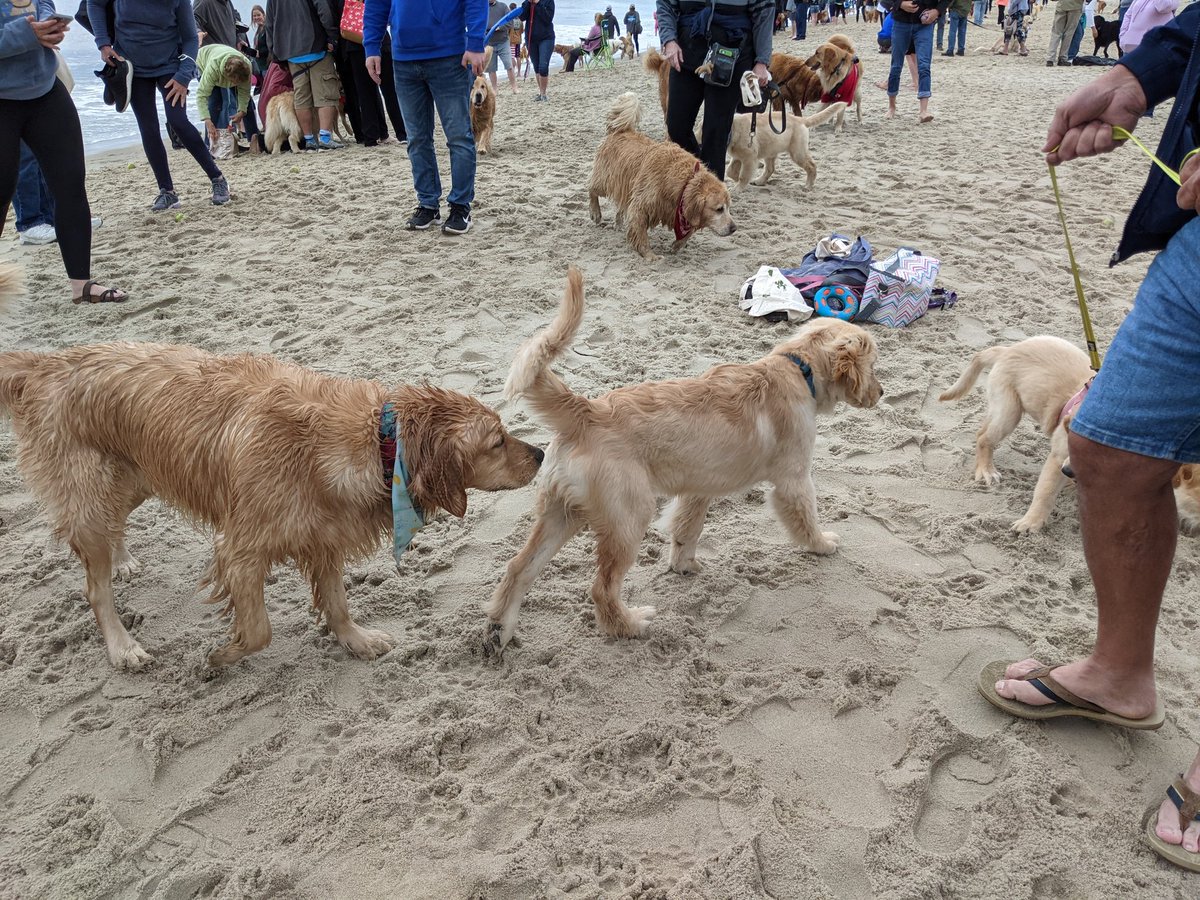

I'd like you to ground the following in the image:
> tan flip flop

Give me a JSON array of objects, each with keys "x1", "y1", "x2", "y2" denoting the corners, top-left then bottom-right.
[
  {"x1": 1144, "y1": 778, "x2": 1200, "y2": 872},
  {"x1": 977, "y1": 660, "x2": 1165, "y2": 730}
]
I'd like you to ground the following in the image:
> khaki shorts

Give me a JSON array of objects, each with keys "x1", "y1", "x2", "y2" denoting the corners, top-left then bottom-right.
[{"x1": 288, "y1": 54, "x2": 340, "y2": 109}]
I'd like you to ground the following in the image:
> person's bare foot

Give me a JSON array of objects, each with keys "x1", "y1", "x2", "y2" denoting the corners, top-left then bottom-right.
[
  {"x1": 875, "y1": 78, "x2": 888, "y2": 90},
  {"x1": 993, "y1": 657, "x2": 1159, "y2": 719},
  {"x1": 920, "y1": 113, "x2": 934, "y2": 123}
]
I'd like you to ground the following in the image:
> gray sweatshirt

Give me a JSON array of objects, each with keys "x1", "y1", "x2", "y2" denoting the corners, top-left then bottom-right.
[{"x1": 656, "y1": 0, "x2": 776, "y2": 66}]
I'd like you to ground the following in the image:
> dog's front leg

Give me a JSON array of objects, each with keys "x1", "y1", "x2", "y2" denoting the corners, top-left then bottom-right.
[
  {"x1": 309, "y1": 561, "x2": 395, "y2": 660},
  {"x1": 667, "y1": 495, "x2": 712, "y2": 575},
  {"x1": 1012, "y1": 428, "x2": 1071, "y2": 534},
  {"x1": 667, "y1": 232, "x2": 693, "y2": 256},
  {"x1": 207, "y1": 557, "x2": 274, "y2": 667},
  {"x1": 771, "y1": 476, "x2": 839, "y2": 555},
  {"x1": 630, "y1": 215, "x2": 663, "y2": 261}
]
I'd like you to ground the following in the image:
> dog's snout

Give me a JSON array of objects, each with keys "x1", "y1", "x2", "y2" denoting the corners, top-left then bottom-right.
[
  {"x1": 532, "y1": 446, "x2": 546, "y2": 464},
  {"x1": 878, "y1": 386, "x2": 884, "y2": 397},
  {"x1": 728, "y1": 221, "x2": 737, "y2": 234}
]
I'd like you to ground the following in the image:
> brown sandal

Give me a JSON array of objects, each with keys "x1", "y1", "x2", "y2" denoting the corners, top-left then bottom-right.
[
  {"x1": 977, "y1": 660, "x2": 1165, "y2": 729},
  {"x1": 1145, "y1": 777, "x2": 1200, "y2": 872},
  {"x1": 73, "y1": 280, "x2": 128, "y2": 304}
]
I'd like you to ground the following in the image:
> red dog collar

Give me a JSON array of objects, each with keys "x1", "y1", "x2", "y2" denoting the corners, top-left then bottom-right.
[
  {"x1": 1060, "y1": 376, "x2": 1095, "y2": 426},
  {"x1": 674, "y1": 161, "x2": 702, "y2": 241}
]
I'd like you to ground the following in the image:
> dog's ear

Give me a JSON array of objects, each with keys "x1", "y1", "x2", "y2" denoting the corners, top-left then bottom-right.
[
  {"x1": 408, "y1": 434, "x2": 469, "y2": 518},
  {"x1": 830, "y1": 331, "x2": 870, "y2": 397}
]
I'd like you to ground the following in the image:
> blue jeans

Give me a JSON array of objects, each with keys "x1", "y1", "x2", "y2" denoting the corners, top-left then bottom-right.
[
  {"x1": 14, "y1": 142, "x2": 54, "y2": 231},
  {"x1": 972, "y1": 0, "x2": 986, "y2": 25},
  {"x1": 794, "y1": 3, "x2": 808, "y2": 37},
  {"x1": 207, "y1": 87, "x2": 238, "y2": 129},
  {"x1": 945, "y1": 10, "x2": 967, "y2": 52},
  {"x1": 935, "y1": 14, "x2": 945, "y2": 48},
  {"x1": 529, "y1": 36, "x2": 554, "y2": 76},
  {"x1": 1073, "y1": 217, "x2": 1200, "y2": 462},
  {"x1": 1067, "y1": 11, "x2": 1086, "y2": 59},
  {"x1": 888, "y1": 20, "x2": 933, "y2": 97},
  {"x1": 393, "y1": 55, "x2": 475, "y2": 210}
]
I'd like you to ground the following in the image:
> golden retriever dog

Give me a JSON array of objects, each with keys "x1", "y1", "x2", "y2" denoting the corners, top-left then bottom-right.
[
  {"x1": 863, "y1": 7, "x2": 880, "y2": 23},
  {"x1": 939, "y1": 336, "x2": 1093, "y2": 533},
  {"x1": 0, "y1": 267, "x2": 542, "y2": 671},
  {"x1": 483, "y1": 268, "x2": 883, "y2": 653},
  {"x1": 769, "y1": 52, "x2": 825, "y2": 116},
  {"x1": 1176, "y1": 465, "x2": 1200, "y2": 532},
  {"x1": 264, "y1": 90, "x2": 303, "y2": 155},
  {"x1": 804, "y1": 34, "x2": 864, "y2": 132},
  {"x1": 470, "y1": 46, "x2": 497, "y2": 154},
  {"x1": 588, "y1": 93, "x2": 735, "y2": 261},
  {"x1": 644, "y1": 48, "x2": 671, "y2": 122},
  {"x1": 725, "y1": 101, "x2": 846, "y2": 189},
  {"x1": 616, "y1": 34, "x2": 637, "y2": 59},
  {"x1": 554, "y1": 42, "x2": 575, "y2": 65}
]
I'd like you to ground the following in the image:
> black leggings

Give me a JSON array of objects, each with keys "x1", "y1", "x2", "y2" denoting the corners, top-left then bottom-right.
[
  {"x1": 631, "y1": 31, "x2": 640, "y2": 51},
  {"x1": 129, "y1": 74, "x2": 221, "y2": 192},
  {"x1": 0, "y1": 81, "x2": 91, "y2": 280},
  {"x1": 666, "y1": 39, "x2": 752, "y2": 181},
  {"x1": 343, "y1": 44, "x2": 406, "y2": 144}
]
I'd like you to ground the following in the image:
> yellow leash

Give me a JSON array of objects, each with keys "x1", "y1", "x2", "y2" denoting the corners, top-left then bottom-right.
[{"x1": 1047, "y1": 126, "x2": 1200, "y2": 372}]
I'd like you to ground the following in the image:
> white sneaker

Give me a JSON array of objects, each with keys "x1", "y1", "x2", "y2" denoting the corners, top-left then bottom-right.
[
  {"x1": 18, "y1": 224, "x2": 56, "y2": 245},
  {"x1": 91, "y1": 216, "x2": 104, "y2": 229}
]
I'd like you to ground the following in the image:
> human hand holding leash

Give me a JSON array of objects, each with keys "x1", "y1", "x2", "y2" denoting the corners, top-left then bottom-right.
[
  {"x1": 1043, "y1": 64, "x2": 1146, "y2": 165},
  {"x1": 663, "y1": 39, "x2": 682, "y2": 71},
  {"x1": 753, "y1": 61, "x2": 768, "y2": 86},
  {"x1": 366, "y1": 55, "x2": 382, "y2": 84},
  {"x1": 1177, "y1": 153, "x2": 1200, "y2": 215}
]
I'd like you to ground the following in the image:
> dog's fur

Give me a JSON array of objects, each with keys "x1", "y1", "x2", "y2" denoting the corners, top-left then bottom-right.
[
  {"x1": 616, "y1": 34, "x2": 637, "y2": 59},
  {"x1": 863, "y1": 7, "x2": 880, "y2": 23},
  {"x1": 587, "y1": 92, "x2": 736, "y2": 260},
  {"x1": 470, "y1": 46, "x2": 497, "y2": 154},
  {"x1": 644, "y1": 48, "x2": 671, "y2": 122},
  {"x1": 769, "y1": 52, "x2": 825, "y2": 116},
  {"x1": 263, "y1": 90, "x2": 352, "y2": 154},
  {"x1": 1175, "y1": 465, "x2": 1200, "y2": 532},
  {"x1": 939, "y1": 336, "x2": 1093, "y2": 533},
  {"x1": 1093, "y1": 15, "x2": 1122, "y2": 57},
  {"x1": 0, "y1": 266, "x2": 541, "y2": 670},
  {"x1": 484, "y1": 268, "x2": 883, "y2": 651},
  {"x1": 725, "y1": 102, "x2": 847, "y2": 189},
  {"x1": 553, "y1": 42, "x2": 575, "y2": 65},
  {"x1": 804, "y1": 34, "x2": 863, "y2": 132}
]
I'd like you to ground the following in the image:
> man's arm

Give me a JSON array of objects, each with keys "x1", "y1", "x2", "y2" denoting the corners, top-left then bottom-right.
[
  {"x1": 313, "y1": 0, "x2": 338, "y2": 45},
  {"x1": 363, "y1": 0, "x2": 392, "y2": 57},
  {"x1": 1118, "y1": 1, "x2": 1199, "y2": 107},
  {"x1": 750, "y1": 0, "x2": 774, "y2": 65},
  {"x1": 466, "y1": 0, "x2": 488, "y2": 52},
  {"x1": 656, "y1": 0, "x2": 680, "y2": 46}
]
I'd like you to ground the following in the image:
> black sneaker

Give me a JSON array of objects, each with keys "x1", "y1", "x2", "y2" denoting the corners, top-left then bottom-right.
[
  {"x1": 406, "y1": 206, "x2": 441, "y2": 230},
  {"x1": 442, "y1": 204, "x2": 471, "y2": 235},
  {"x1": 95, "y1": 59, "x2": 132, "y2": 113}
]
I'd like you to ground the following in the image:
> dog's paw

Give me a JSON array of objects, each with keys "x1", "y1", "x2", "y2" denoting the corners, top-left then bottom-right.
[
  {"x1": 669, "y1": 556, "x2": 703, "y2": 576},
  {"x1": 974, "y1": 468, "x2": 1001, "y2": 486},
  {"x1": 809, "y1": 531, "x2": 840, "y2": 555},
  {"x1": 1010, "y1": 515, "x2": 1046, "y2": 534},
  {"x1": 110, "y1": 642, "x2": 153, "y2": 671},
  {"x1": 482, "y1": 621, "x2": 506, "y2": 659},
  {"x1": 113, "y1": 553, "x2": 142, "y2": 581},
  {"x1": 340, "y1": 626, "x2": 395, "y2": 660},
  {"x1": 626, "y1": 605, "x2": 657, "y2": 637}
]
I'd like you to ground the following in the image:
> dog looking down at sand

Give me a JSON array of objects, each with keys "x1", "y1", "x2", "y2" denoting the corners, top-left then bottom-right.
[{"x1": 483, "y1": 267, "x2": 884, "y2": 654}]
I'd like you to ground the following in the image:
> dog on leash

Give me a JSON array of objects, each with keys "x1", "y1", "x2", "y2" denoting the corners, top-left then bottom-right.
[
  {"x1": 470, "y1": 46, "x2": 497, "y2": 154},
  {"x1": 484, "y1": 267, "x2": 883, "y2": 653},
  {"x1": 725, "y1": 102, "x2": 847, "y2": 189},
  {"x1": 588, "y1": 92, "x2": 735, "y2": 260},
  {"x1": 804, "y1": 34, "x2": 864, "y2": 131},
  {"x1": 0, "y1": 266, "x2": 542, "y2": 670},
  {"x1": 939, "y1": 336, "x2": 1094, "y2": 533}
]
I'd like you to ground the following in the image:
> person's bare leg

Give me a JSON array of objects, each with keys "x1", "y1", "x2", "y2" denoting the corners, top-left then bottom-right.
[
  {"x1": 887, "y1": 93, "x2": 897, "y2": 118},
  {"x1": 1155, "y1": 748, "x2": 1200, "y2": 852},
  {"x1": 295, "y1": 106, "x2": 316, "y2": 137},
  {"x1": 537, "y1": 73, "x2": 549, "y2": 96},
  {"x1": 995, "y1": 433, "x2": 1178, "y2": 719},
  {"x1": 907, "y1": 54, "x2": 918, "y2": 90},
  {"x1": 919, "y1": 96, "x2": 932, "y2": 122},
  {"x1": 317, "y1": 106, "x2": 338, "y2": 133},
  {"x1": 508, "y1": 65, "x2": 518, "y2": 93},
  {"x1": 489, "y1": 71, "x2": 499, "y2": 91}
]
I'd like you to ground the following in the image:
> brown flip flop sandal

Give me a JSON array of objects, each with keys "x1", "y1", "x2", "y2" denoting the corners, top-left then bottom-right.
[
  {"x1": 977, "y1": 660, "x2": 1165, "y2": 730},
  {"x1": 1145, "y1": 777, "x2": 1200, "y2": 872},
  {"x1": 73, "y1": 280, "x2": 128, "y2": 304}
]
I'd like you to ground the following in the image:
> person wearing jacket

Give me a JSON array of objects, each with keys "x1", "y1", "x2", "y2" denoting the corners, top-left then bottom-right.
[
  {"x1": 624, "y1": 5, "x2": 642, "y2": 53},
  {"x1": 1000, "y1": 0, "x2": 1030, "y2": 54},
  {"x1": 601, "y1": 6, "x2": 621, "y2": 37},
  {"x1": 941, "y1": 0, "x2": 970, "y2": 54},
  {"x1": 264, "y1": 0, "x2": 343, "y2": 150},
  {"x1": 885, "y1": 0, "x2": 950, "y2": 122},
  {"x1": 1, "y1": 1, "x2": 126, "y2": 304},
  {"x1": 657, "y1": 0, "x2": 775, "y2": 181},
  {"x1": 989, "y1": 4, "x2": 1200, "y2": 873},
  {"x1": 364, "y1": 0, "x2": 487, "y2": 236},
  {"x1": 88, "y1": 0, "x2": 230, "y2": 210},
  {"x1": 564, "y1": 14, "x2": 602, "y2": 71},
  {"x1": 519, "y1": 0, "x2": 556, "y2": 102},
  {"x1": 1119, "y1": 0, "x2": 1178, "y2": 51},
  {"x1": 196, "y1": 44, "x2": 259, "y2": 155},
  {"x1": 194, "y1": 0, "x2": 240, "y2": 147}
]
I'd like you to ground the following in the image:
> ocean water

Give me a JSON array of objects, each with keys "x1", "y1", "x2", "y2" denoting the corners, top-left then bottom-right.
[{"x1": 57, "y1": 0, "x2": 657, "y2": 154}]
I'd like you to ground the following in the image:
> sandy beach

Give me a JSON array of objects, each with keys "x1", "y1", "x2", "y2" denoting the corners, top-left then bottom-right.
[{"x1": 2, "y1": 17, "x2": 1199, "y2": 899}]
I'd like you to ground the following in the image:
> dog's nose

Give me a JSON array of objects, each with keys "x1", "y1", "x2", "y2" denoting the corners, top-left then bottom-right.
[
  {"x1": 878, "y1": 386, "x2": 884, "y2": 397},
  {"x1": 533, "y1": 446, "x2": 545, "y2": 464},
  {"x1": 728, "y1": 222, "x2": 737, "y2": 234}
]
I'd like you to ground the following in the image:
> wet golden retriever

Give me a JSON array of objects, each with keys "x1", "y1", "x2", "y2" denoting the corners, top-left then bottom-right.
[
  {"x1": 588, "y1": 92, "x2": 736, "y2": 261},
  {"x1": 483, "y1": 267, "x2": 883, "y2": 653},
  {"x1": 804, "y1": 34, "x2": 864, "y2": 132},
  {"x1": 726, "y1": 101, "x2": 846, "y2": 189},
  {"x1": 0, "y1": 266, "x2": 542, "y2": 671},
  {"x1": 470, "y1": 47, "x2": 497, "y2": 154},
  {"x1": 939, "y1": 336, "x2": 1093, "y2": 533},
  {"x1": 644, "y1": 48, "x2": 671, "y2": 122}
]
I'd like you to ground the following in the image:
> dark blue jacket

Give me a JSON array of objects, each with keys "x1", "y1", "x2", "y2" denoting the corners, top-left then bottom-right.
[
  {"x1": 87, "y1": 0, "x2": 198, "y2": 83},
  {"x1": 1113, "y1": 2, "x2": 1200, "y2": 263}
]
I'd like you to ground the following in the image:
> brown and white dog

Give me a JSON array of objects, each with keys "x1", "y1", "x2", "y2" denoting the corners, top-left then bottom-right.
[
  {"x1": 0, "y1": 266, "x2": 542, "y2": 671},
  {"x1": 484, "y1": 268, "x2": 883, "y2": 652},
  {"x1": 939, "y1": 336, "x2": 1093, "y2": 533},
  {"x1": 470, "y1": 46, "x2": 497, "y2": 154},
  {"x1": 588, "y1": 92, "x2": 735, "y2": 260},
  {"x1": 804, "y1": 34, "x2": 864, "y2": 132},
  {"x1": 616, "y1": 34, "x2": 637, "y2": 59},
  {"x1": 726, "y1": 102, "x2": 847, "y2": 189}
]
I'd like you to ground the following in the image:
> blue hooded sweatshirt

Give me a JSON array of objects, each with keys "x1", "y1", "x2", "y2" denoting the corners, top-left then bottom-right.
[
  {"x1": 87, "y1": 0, "x2": 198, "y2": 83},
  {"x1": 363, "y1": 0, "x2": 487, "y2": 62},
  {"x1": 0, "y1": 0, "x2": 59, "y2": 101}
]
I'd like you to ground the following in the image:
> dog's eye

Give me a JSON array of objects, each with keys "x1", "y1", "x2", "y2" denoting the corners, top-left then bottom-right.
[
  {"x1": 715, "y1": 205, "x2": 726, "y2": 213},
  {"x1": 493, "y1": 436, "x2": 505, "y2": 449}
]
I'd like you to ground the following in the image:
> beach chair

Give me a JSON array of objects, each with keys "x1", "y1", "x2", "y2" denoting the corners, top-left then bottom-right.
[{"x1": 584, "y1": 31, "x2": 615, "y2": 69}]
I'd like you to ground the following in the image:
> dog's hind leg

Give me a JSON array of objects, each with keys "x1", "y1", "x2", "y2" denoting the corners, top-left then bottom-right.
[
  {"x1": 588, "y1": 189, "x2": 604, "y2": 224},
  {"x1": 667, "y1": 495, "x2": 712, "y2": 575},
  {"x1": 307, "y1": 558, "x2": 394, "y2": 659},
  {"x1": 484, "y1": 496, "x2": 581, "y2": 651},
  {"x1": 206, "y1": 551, "x2": 272, "y2": 668},
  {"x1": 1011, "y1": 427, "x2": 1071, "y2": 533},
  {"x1": 71, "y1": 529, "x2": 153, "y2": 670},
  {"x1": 590, "y1": 490, "x2": 657, "y2": 638},
  {"x1": 771, "y1": 475, "x2": 839, "y2": 555}
]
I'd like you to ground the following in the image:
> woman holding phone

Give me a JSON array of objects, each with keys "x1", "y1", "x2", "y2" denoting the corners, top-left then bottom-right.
[{"x1": 0, "y1": 2, "x2": 127, "y2": 303}]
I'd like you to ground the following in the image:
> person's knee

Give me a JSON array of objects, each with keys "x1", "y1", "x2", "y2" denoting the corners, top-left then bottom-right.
[{"x1": 1069, "y1": 431, "x2": 1178, "y2": 492}]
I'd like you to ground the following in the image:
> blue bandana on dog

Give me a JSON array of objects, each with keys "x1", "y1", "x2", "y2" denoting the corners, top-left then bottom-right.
[{"x1": 380, "y1": 402, "x2": 425, "y2": 566}]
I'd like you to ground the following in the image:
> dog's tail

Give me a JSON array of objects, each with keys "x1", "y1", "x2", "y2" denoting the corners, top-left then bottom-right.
[
  {"x1": 798, "y1": 101, "x2": 848, "y2": 128},
  {"x1": 938, "y1": 346, "x2": 1007, "y2": 402},
  {"x1": 0, "y1": 264, "x2": 32, "y2": 417},
  {"x1": 606, "y1": 92, "x2": 641, "y2": 133},
  {"x1": 644, "y1": 47, "x2": 669, "y2": 75},
  {"x1": 505, "y1": 267, "x2": 592, "y2": 436}
]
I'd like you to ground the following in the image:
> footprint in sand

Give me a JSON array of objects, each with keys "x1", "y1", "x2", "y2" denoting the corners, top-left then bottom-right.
[{"x1": 914, "y1": 751, "x2": 996, "y2": 853}]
